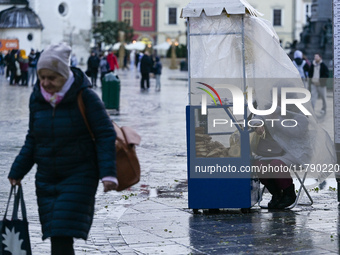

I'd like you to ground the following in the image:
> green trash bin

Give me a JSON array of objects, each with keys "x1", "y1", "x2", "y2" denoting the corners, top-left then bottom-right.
[{"x1": 102, "y1": 72, "x2": 120, "y2": 110}]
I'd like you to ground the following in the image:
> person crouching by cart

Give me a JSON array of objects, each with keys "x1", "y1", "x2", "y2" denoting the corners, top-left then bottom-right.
[
  {"x1": 251, "y1": 100, "x2": 310, "y2": 209},
  {"x1": 253, "y1": 124, "x2": 297, "y2": 209}
]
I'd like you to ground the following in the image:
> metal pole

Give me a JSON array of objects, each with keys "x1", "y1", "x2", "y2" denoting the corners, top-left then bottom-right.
[
  {"x1": 241, "y1": 16, "x2": 248, "y2": 130},
  {"x1": 333, "y1": 0, "x2": 340, "y2": 201},
  {"x1": 187, "y1": 18, "x2": 191, "y2": 105}
]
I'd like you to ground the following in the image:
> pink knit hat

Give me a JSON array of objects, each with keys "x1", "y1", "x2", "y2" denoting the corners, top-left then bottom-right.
[{"x1": 37, "y1": 43, "x2": 71, "y2": 79}]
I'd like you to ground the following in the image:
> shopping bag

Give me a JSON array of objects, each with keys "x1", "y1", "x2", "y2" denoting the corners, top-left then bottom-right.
[
  {"x1": 77, "y1": 91, "x2": 141, "y2": 191},
  {"x1": 0, "y1": 185, "x2": 32, "y2": 255}
]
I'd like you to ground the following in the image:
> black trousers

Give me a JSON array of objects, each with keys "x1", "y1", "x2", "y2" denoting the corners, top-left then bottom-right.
[
  {"x1": 141, "y1": 72, "x2": 150, "y2": 89},
  {"x1": 91, "y1": 70, "x2": 98, "y2": 87},
  {"x1": 51, "y1": 236, "x2": 74, "y2": 255}
]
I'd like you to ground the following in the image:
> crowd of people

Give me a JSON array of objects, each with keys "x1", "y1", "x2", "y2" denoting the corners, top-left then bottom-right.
[
  {"x1": 0, "y1": 46, "x2": 163, "y2": 92},
  {"x1": 0, "y1": 49, "x2": 40, "y2": 86},
  {"x1": 85, "y1": 48, "x2": 162, "y2": 91}
]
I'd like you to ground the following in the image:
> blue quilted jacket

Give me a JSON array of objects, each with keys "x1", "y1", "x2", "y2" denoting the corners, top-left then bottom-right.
[{"x1": 8, "y1": 67, "x2": 117, "y2": 240}]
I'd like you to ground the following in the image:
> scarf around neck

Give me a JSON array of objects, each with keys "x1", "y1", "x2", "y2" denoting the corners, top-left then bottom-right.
[{"x1": 40, "y1": 71, "x2": 74, "y2": 107}]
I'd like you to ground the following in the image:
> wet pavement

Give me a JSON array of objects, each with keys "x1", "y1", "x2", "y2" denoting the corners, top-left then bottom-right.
[{"x1": 0, "y1": 65, "x2": 340, "y2": 254}]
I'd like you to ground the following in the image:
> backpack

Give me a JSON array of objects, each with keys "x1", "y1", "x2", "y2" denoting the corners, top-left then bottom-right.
[
  {"x1": 77, "y1": 90, "x2": 141, "y2": 191},
  {"x1": 293, "y1": 60, "x2": 307, "y2": 78}
]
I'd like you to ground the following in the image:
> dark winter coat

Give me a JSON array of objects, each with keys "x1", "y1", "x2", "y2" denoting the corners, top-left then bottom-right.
[
  {"x1": 140, "y1": 54, "x2": 153, "y2": 74},
  {"x1": 8, "y1": 67, "x2": 117, "y2": 240},
  {"x1": 153, "y1": 58, "x2": 162, "y2": 75},
  {"x1": 87, "y1": 55, "x2": 100, "y2": 73}
]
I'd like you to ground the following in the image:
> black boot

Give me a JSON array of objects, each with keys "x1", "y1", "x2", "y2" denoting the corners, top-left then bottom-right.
[
  {"x1": 277, "y1": 184, "x2": 296, "y2": 209},
  {"x1": 264, "y1": 181, "x2": 282, "y2": 209}
]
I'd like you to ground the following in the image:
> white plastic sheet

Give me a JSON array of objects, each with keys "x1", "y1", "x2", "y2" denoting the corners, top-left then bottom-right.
[{"x1": 188, "y1": 12, "x2": 336, "y2": 181}]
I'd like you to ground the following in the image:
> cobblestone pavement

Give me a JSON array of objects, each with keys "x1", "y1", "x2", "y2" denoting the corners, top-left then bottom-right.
[{"x1": 0, "y1": 66, "x2": 340, "y2": 254}]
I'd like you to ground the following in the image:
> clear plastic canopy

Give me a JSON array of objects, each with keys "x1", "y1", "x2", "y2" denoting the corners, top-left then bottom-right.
[{"x1": 187, "y1": 12, "x2": 336, "y2": 181}]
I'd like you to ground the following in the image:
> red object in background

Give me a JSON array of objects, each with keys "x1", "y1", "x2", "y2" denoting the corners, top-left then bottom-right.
[
  {"x1": 118, "y1": 0, "x2": 156, "y2": 42},
  {"x1": 0, "y1": 39, "x2": 19, "y2": 52},
  {"x1": 107, "y1": 52, "x2": 119, "y2": 71}
]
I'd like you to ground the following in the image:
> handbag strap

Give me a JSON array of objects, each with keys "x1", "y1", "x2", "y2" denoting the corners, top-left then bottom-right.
[
  {"x1": 77, "y1": 90, "x2": 95, "y2": 142},
  {"x1": 3, "y1": 186, "x2": 27, "y2": 221},
  {"x1": 77, "y1": 90, "x2": 125, "y2": 145},
  {"x1": 12, "y1": 185, "x2": 28, "y2": 220},
  {"x1": 3, "y1": 185, "x2": 16, "y2": 220}
]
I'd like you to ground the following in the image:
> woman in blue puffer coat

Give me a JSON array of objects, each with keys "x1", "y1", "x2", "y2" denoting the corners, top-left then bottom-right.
[{"x1": 8, "y1": 43, "x2": 118, "y2": 255}]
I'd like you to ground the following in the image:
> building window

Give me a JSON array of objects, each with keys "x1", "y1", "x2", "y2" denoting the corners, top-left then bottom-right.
[
  {"x1": 273, "y1": 9, "x2": 282, "y2": 26},
  {"x1": 168, "y1": 7, "x2": 177, "y2": 25},
  {"x1": 58, "y1": 3, "x2": 68, "y2": 16},
  {"x1": 122, "y1": 9, "x2": 132, "y2": 26},
  {"x1": 27, "y1": 33, "x2": 33, "y2": 41},
  {"x1": 93, "y1": 0, "x2": 103, "y2": 18},
  {"x1": 141, "y1": 8, "x2": 152, "y2": 27},
  {"x1": 304, "y1": 3, "x2": 312, "y2": 24}
]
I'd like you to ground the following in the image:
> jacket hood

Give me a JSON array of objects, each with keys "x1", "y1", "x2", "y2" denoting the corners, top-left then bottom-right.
[{"x1": 294, "y1": 50, "x2": 303, "y2": 59}]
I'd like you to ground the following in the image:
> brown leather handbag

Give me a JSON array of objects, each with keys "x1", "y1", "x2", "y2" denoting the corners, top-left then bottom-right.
[{"x1": 77, "y1": 91, "x2": 141, "y2": 191}]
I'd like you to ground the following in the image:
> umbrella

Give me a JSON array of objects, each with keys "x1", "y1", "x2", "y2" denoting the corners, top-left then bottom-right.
[
  {"x1": 125, "y1": 41, "x2": 146, "y2": 51},
  {"x1": 113, "y1": 42, "x2": 121, "y2": 50},
  {"x1": 153, "y1": 42, "x2": 171, "y2": 50},
  {"x1": 104, "y1": 44, "x2": 113, "y2": 50}
]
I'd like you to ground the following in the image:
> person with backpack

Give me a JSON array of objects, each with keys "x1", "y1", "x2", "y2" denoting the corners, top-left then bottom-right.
[{"x1": 292, "y1": 50, "x2": 309, "y2": 89}]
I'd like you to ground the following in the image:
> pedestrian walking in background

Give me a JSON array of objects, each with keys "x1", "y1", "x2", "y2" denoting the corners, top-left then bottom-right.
[
  {"x1": 18, "y1": 49, "x2": 29, "y2": 86},
  {"x1": 70, "y1": 53, "x2": 78, "y2": 67},
  {"x1": 123, "y1": 53, "x2": 129, "y2": 71},
  {"x1": 4, "y1": 50, "x2": 11, "y2": 79},
  {"x1": 136, "y1": 51, "x2": 143, "y2": 78},
  {"x1": 8, "y1": 43, "x2": 118, "y2": 255},
  {"x1": 107, "y1": 49, "x2": 119, "y2": 73},
  {"x1": 308, "y1": 53, "x2": 329, "y2": 115},
  {"x1": 28, "y1": 49, "x2": 38, "y2": 86},
  {"x1": 87, "y1": 51, "x2": 100, "y2": 87},
  {"x1": 99, "y1": 53, "x2": 110, "y2": 85},
  {"x1": 292, "y1": 50, "x2": 309, "y2": 88},
  {"x1": 129, "y1": 50, "x2": 135, "y2": 70},
  {"x1": 8, "y1": 50, "x2": 16, "y2": 85},
  {"x1": 140, "y1": 51, "x2": 152, "y2": 90},
  {"x1": 154, "y1": 56, "x2": 162, "y2": 92}
]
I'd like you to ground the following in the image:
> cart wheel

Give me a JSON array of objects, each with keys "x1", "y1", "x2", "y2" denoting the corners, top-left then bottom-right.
[
  {"x1": 193, "y1": 209, "x2": 199, "y2": 214},
  {"x1": 241, "y1": 208, "x2": 251, "y2": 213}
]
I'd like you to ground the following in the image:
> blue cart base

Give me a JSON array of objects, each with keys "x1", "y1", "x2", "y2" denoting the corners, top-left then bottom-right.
[{"x1": 186, "y1": 106, "x2": 260, "y2": 210}]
